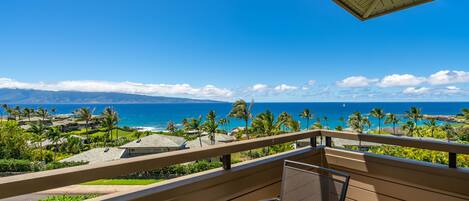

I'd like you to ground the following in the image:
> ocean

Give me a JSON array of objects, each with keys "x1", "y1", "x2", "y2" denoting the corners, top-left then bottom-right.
[{"x1": 12, "y1": 102, "x2": 468, "y2": 132}]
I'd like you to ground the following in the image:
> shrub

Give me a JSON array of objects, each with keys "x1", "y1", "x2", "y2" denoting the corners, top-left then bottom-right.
[
  {"x1": 0, "y1": 159, "x2": 42, "y2": 172},
  {"x1": 45, "y1": 161, "x2": 89, "y2": 170},
  {"x1": 39, "y1": 194, "x2": 98, "y2": 201},
  {"x1": 118, "y1": 161, "x2": 223, "y2": 179}
]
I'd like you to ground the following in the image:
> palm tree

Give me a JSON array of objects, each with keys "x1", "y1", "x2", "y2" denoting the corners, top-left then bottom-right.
[
  {"x1": 30, "y1": 123, "x2": 49, "y2": 161},
  {"x1": 12, "y1": 106, "x2": 21, "y2": 120},
  {"x1": 74, "y1": 107, "x2": 94, "y2": 135},
  {"x1": 185, "y1": 116, "x2": 203, "y2": 147},
  {"x1": 228, "y1": 99, "x2": 253, "y2": 140},
  {"x1": 401, "y1": 120, "x2": 416, "y2": 137},
  {"x1": 36, "y1": 107, "x2": 49, "y2": 122},
  {"x1": 166, "y1": 121, "x2": 177, "y2": 133},
  {"x1": 288, "y1": 118, "x2": 300, "y2": 132},
  {"x1": 385, "y1": 113, "x2": 399, "y2": 135},
  {"x1": 347, "y1": 112, "x2": 369, "y2": 149},
  {"x1": 47, "y1": 127, "x2": 62, "y2": 161},
  {"x1": 203, "y1": 110, "x2": 219, "y2": 145},
  {"x1": 277, "y1": 112, "x2": 291, "y2": 131},
  {"x1": 424, "y1": 118, "x2": 438, "y2": 138},
  {"x1": 405, "y1": 107, "x2": 422, "y2": 135},
  {"x1": 101, "y1": 107, "x2": 118, "y2": 145},
  {"x1": 218, "y1": 117, "x2": 229, "y2": 133},
  {"x1": 441, "y1": 123, "x2": 455, "y2": 142},
  {"x1": 323, "y1": 116, "x2": 329, "y2": 129},
  {"x1": 252, "y1": 110, "x2": 279, "y2": 155},
  {"x1": 370, "y1": 108, "x2": 385, "y2": 134},
  {"x1": 299, "y1": 109, "x2": 313, "y2": 130},
  {"x1": 22, "y1": 108, "x2": 34, "y2": 122}
]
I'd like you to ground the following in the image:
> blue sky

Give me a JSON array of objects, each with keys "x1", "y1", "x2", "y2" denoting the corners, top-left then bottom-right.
[{"x1": 0, "y1": 0, "x2": 468, "y2": 102}]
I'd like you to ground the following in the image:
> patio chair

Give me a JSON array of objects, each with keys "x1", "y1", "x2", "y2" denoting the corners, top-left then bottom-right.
[{"x1": 262, "y1": 160, "x2": 350, "y2": 201}]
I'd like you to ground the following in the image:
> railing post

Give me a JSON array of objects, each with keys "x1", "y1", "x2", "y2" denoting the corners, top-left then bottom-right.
[
  {"x1": 325, "y1": 136, "x2": 332, "y2": 147},
  {"x1": 449, "y1": 152, "x2": 456, "y2": 168},
  {"x1": 310, "y1": 137, "x2": 317, "y2": 147},
  {"x1": 222, "y1": 154, "x2": 231, "y2": 170}
]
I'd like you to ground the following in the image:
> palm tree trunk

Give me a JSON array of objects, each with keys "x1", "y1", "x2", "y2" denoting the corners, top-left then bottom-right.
[
  {"x1": 378, "y1": 119, "x2": 381, "y2": 134},
  {"x1": 198, "y1": 132, "x2": 203, "y2": 148}
]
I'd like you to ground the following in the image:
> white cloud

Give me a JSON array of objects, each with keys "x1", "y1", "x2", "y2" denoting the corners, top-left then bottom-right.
[
  {"x1": 249, "y1": 84, "x2": 269, "y2": 92},
  {"x1": 274, "y1": 84, "x2": 298, "y2": 92},
  {"x1": 336, "y1": 76, "x2": 377, "y2": 88},
  {"x1": 378, "y1": 74, "x2": 425, "y2": 87},
  {"x1": 427, "y1": 70, "x2": 469, "y2": 85},
  {"x1": 0, "y1": 78, "x2": 233, "y2": 99},
  {"x1": 403, "y1": 87, "x2": 430, "y2": 95},
  {"x1": 445, "y1": 86, "x2": 461, "y2": 94},
  {"x1": 307, "y1": 80, "x2": 316, "y2": 86}
]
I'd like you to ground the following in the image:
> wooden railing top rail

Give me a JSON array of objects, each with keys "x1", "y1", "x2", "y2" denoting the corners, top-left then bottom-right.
[
  {"x1": 0, "y1": 130, "x2": 321, "y2": 199},
  {"x1": 320, "y1": 130, "x2": 469, "y2": 154}
]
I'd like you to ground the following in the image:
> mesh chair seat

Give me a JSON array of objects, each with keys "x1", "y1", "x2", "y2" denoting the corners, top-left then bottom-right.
[{"x1": 262, "y1": 160, "x2": 350, "y2": 201}]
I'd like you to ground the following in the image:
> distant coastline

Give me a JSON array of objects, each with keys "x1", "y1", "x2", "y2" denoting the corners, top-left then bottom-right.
[{"x1": 0, "y1": 88, "x2": 224, "y2": 104}]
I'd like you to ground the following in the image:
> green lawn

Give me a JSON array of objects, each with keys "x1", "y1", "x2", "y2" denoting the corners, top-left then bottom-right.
[
  {"x1": 82, "y1": 179, "x2": 163, "y2": 185},
  {"x1": 39, "y1": 194, "x2": 98, "y2": 201}
]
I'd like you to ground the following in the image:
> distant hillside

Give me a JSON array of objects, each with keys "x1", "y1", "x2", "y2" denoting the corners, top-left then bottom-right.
[{"x1": 0, "y1": 89, "x2": 223, "y2": 104}]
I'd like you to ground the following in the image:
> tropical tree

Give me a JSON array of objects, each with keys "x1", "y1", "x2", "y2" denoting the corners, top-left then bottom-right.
[
  {"x1": 251, "y1": 110, "x2": 279, "y2": 155},
  {"x1": 218, "y1": 117, "x2": 229, "y2": 133},
  {"x1": 299, "y1": 109, "x2": 313, "y2": 130},
  {"x1": 228, "y1": 99, "x2": 253, "y2": 139},
  {"x1": 252, "y1": 110, "x2": 279, "y2": 137},
  {"x1": 288, "y1": 118, "x2": 300, "y2": 132},
  {"x1": 101, "y1": 107, "x2": 118, "y2": 144},
  {"x1": 74, "y1": 107, "x2": 94, "y2": 135},
  {"x1": 203, "y1": 110, "x2": 219, "y2": 145},
  {"x1": 166, "y1": 121, "x2": 177, "y2": 133},
  {"x1": 185, "y1": 116, "x2": 203, "y2": 147},
  {"x1": 348, "y1": 112, "x2": 369, "y2": 149},
  {"x1": 277, "y1": 112, "x2": 291, "y2": 131},
  {"x1": 323, "y1": 116, "x2": 329, "y2": 129},
  {"x1": 405, "y1": 107, "x2": 422, "y2": 135},
  {"x1": 30, "y1": 123, "x2": 49, "y2": 161},
  {"x1": 401, "y1": 120, "x2": 416, "y2": 137},
  {"x1": 312, "y1": 117, "x2": 323, "y2": 129},
  {"x1": 36, "y1": 107, "x2": 49, "y2": 122},
  {"x1": 22, "y1": 108, "x2": 34, "y2": 122},
  {"x1": 13, "y1": 106, "x2": 21, "y2": 120},
  {"x1": 424, "y1": 118, "x2": 438, "y2": 138},
  {"x1": 46, "y1": 127, "x2": 62, "y2": 161},
  {"x1": 442, "y1": 123, "x2": 455, "y2": 142},
  {"x1": 370, "y1": 108, "x2": 385, "y2": 134},
  {"x1": 384, "y1": 113, "x2": 400, "y2": 135}
]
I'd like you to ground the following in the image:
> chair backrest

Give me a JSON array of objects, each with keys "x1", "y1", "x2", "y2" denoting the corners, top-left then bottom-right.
[{"x1": 280, "y1": 160, "x2": 350, "y2": 201}]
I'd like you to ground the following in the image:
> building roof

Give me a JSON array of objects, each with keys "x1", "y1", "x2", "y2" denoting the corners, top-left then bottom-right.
[
  {"x1": 119, "y1": 134, "x2": 186, "y2": 149},
  {"x1": 186, "y1": 134, "x2": 236, "y2": 149},
  {"x1": 60, "y1": 148, "x2": 126, "y2": 164},
  {"x1": 333, "y1": 0, "x2": 432, "y2": 20}
]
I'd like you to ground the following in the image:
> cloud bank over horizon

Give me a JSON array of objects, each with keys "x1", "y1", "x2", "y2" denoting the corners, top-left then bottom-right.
[{"x1": 0, "y1": 70, "x2": 468, "y2": 102}]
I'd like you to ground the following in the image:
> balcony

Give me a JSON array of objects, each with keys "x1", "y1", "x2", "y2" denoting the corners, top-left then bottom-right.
[{"x1": 0, "y1": 130, "x2": 468, "y2": 201}]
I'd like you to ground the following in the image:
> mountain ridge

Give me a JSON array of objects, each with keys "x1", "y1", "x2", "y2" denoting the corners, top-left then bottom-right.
[{"x1": 0, "y1": 88, "x2": 224, "y2": 104}]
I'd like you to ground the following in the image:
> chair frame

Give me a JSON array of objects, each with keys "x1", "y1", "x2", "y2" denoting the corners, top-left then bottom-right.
[{"x1": 280, "y1": 160, "x2": 350, "y2": 201}]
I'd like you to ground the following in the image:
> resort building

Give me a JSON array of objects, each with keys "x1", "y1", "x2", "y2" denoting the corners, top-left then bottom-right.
[
  {"x1": 119, "y1": 134, "x2": 187, "y2": 157},
  {"x1": 60, "y1": 148, "x2": 128, "y2": 164},
  {"x1": 185, "y1": 133, "x2": 236, "y2": 149}
]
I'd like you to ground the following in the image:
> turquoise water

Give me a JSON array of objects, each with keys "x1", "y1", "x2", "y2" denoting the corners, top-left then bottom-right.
[{"x1": 13, "y1": 102, "x2": 469, "y2": 131}]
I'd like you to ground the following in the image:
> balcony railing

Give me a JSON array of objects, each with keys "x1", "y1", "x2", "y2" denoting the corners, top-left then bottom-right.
[{"x1": 0, "y1": 130, "x2": 468, "y2": 201}]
